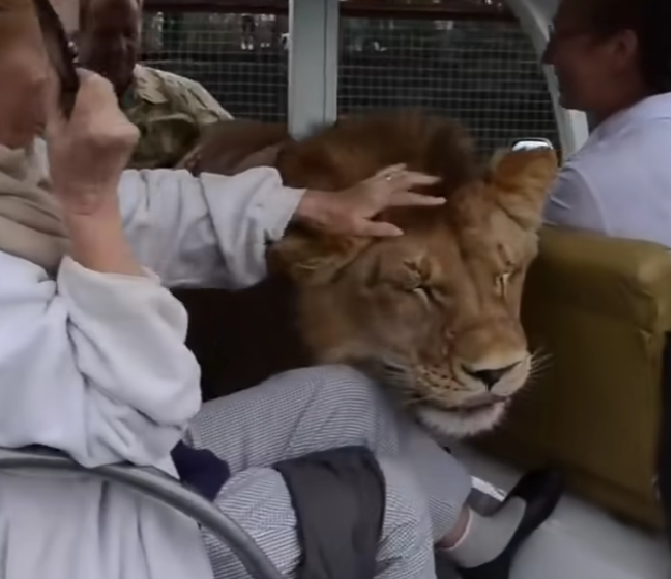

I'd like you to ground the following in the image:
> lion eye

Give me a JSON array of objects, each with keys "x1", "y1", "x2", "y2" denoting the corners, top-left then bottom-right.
[
  {"x1": 413, "y1": 286, "x2": 431, "y2": 305},
  {"x1": 495, "y1": 272, "x2": 512, "y2": 297}
]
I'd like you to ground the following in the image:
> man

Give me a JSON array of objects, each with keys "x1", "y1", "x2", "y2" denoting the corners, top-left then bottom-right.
[
  {"x1": 542, "y1": 0, "x2": 671, "y2": 248},
  {"x1": 77, "y1": 0, "x2": 232, "y2": 170}
]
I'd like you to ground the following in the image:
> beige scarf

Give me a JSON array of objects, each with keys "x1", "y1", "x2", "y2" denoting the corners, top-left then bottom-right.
[{"x1": 0, "y1": 140, "x2": 68, "y2": 274}]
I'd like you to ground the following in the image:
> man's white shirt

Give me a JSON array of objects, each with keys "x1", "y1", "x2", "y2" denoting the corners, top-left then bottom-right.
[{"x1": 544, "y1": 92, "x2": 671, "y2": 248}]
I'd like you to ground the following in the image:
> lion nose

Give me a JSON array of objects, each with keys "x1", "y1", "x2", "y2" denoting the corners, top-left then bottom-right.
[{"x1": 462, "y1": 362, "x2": 520, "y2": 390}]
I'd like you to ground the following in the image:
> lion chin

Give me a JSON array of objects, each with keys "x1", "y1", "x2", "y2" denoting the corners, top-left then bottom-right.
[{"x1": 415, "y1": 401, "x2": 508, "y2": 439}]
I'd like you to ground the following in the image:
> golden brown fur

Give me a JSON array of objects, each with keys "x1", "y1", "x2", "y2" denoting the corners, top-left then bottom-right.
[{"x1": 179, "y1": 111, "x2": 558, "y2": 436}]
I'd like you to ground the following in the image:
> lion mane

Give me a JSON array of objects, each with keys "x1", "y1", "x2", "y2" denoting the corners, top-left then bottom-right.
[{"x1": 177, "y1": 110, "x2": 558, "y2": 437}]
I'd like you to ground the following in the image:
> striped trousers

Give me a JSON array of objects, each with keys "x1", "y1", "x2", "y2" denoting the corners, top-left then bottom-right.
[{"x1": 187, "y1": 365, "x2": 472, "y2": 579}]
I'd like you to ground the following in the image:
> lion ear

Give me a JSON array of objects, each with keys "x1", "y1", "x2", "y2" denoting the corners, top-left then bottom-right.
[
  {"x1": 489, "y1": 148, "x2": 559, "y2": 229},
  {"x1": 268, "y1": 232, "x2": 369, "y2": 285}
]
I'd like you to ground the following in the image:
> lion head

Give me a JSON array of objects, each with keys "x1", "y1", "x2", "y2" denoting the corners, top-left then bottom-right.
[{"x1": 181, "y1": 111, "x2": 558, "y2": 436}]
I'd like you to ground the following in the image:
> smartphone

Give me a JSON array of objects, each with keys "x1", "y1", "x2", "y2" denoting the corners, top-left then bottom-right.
[
  {"x1": 510, "y1": 138, "x2": 555, "y2": 152},
  {"x1": 31, "y1": 0, "x2": 80, "y2": 118}
]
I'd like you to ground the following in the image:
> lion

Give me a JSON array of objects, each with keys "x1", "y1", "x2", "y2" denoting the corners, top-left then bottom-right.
[{"x1": 177, "y1": 111, "x2": 558, "y2": 437}]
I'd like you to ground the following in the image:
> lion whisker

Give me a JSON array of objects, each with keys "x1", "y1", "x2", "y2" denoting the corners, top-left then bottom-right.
[
  {"x1": 531, "y1": 347, "x2": 552, "y2": 364},
  {"x1": 529, "y1": 349, "x2": 552, "y2": 375}
]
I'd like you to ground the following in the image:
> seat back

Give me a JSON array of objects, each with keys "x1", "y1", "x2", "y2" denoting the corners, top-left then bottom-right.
[
  {"x1": 477, "y1": 226, "x2": 671, "y2": 529},
  {"x1": 173, "y1": 277, "x2": 309, "y2": 401}
]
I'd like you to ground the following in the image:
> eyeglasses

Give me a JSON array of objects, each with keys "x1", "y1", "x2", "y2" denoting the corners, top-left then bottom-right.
[
  {"x1": 548, "y1": 24, "x2": 592, "y2": 44},
  {"x1": 545, "y1": 24, "x2": 593, "y2": 54}
]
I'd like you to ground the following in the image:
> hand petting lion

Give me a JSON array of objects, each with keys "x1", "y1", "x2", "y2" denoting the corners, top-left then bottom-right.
[{"x1": 177, "y1": 110, "x2": 558, "y2": 437}]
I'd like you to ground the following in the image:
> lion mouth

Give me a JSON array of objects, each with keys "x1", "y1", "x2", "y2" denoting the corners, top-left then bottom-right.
[
  {"x1": 453, "y1": 394, "x2": 509, "y2": 411},
  {"x1": 423, "y1": 397, "x2": 508, "y2": 419},
  {"x1": 409, "y1": 392, "x2": 510, "y2": 417}
]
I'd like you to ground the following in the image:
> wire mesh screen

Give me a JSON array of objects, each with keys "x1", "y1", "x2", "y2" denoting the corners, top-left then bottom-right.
[
  {"x1": 339, "y1": 18, "x2": 558, "y2": 156},
  {"x1": 140, "y1": 6, "x2": 557, "y2": 155},
  {"x1": 141, "y1": 11, "x2": 289, "y2": 121}
]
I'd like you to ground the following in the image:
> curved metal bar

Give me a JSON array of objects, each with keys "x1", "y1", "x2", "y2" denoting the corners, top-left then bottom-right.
[{"x1": 0, "y1": 447, "x2": 284, "y2": 579}]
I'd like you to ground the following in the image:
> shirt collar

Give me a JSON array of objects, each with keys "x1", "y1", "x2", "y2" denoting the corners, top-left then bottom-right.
[{"x1": 590, "y1": 92, "x2": 671, "y2": 143}]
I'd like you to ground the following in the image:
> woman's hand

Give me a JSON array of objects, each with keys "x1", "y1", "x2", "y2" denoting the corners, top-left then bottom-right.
[
  {"x1": 46, "y1": 70, "x2": 144, "y2": 276},
  {"x1": 47, "y1": 70, "x2": 139, "y2": 216},
  {"x1": 294, "y1": 164, "x2": 444, "y2": 237}
]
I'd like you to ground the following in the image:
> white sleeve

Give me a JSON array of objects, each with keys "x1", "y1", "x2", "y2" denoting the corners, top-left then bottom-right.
[
  {"x1": 0, "y1": 251, "x2": 202, "y2": 468},
  {"x1": 542, "y1": 166, "x2": 608, "y2": 234},
  {"x1": 118, "y1": 168, "x2": 305, "y2": 290}
]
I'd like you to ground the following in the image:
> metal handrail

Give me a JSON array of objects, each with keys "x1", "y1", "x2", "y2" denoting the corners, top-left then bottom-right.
[{"x1": 0, "y1": 446, "x2": 284, "y2": 579}]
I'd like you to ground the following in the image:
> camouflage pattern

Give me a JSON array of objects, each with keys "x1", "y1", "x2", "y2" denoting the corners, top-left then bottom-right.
[{"x1": 122, "y1": 65, "x2": 233, "y2": 170}]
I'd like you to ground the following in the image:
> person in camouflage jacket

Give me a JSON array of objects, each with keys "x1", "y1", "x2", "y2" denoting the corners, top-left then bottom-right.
[{"x1": 77, "y1": 0, "x2": 232, "y2": 170}]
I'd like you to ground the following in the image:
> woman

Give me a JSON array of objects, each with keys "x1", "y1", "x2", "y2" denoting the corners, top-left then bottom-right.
[
  {"x1": 542, "y1": 0, "x2": 671, "y2": 244},
  {"x1": 0, "y1": 1, "x2": 562, "y2": 578}
]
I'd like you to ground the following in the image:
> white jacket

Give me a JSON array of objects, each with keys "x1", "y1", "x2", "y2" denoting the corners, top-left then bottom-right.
[{"x1": 0, "y1": 149, "x2": 304, "y2": 578}]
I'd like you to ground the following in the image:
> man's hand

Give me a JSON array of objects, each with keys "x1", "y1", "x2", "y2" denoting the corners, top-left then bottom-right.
[
  {"x1": 295, "y1": 164, "x2": 444, "y2": 237},
  {"x1": 46, "y1": 69, "x2": 139, "y2": 216}
]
